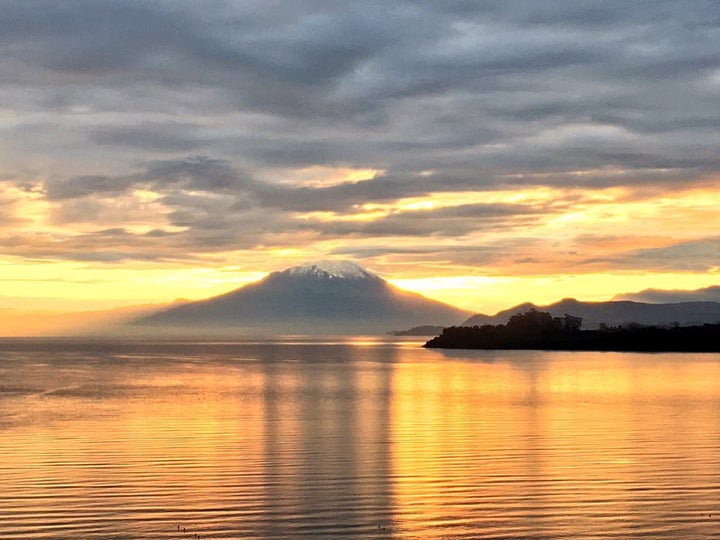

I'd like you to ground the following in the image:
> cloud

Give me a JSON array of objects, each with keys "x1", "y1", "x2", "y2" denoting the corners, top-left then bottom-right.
[
  {"x1": 585, "y1": 237, "x2": 720, "y2": 272},
  {"x1": 45, "y1": 175, "x2": 137, "y2": 200},
  {"x1": 1, "y1": 1, "x2": 720, "y2": 277},
  {"x1": 305, "y1": 203, "x2": 544, "y2": 238},
  {"x1": 39, "y1": 156, "x2": 548, "y2": 247},
  {"x1": 0, "y1": 181, "x2": 36, "y2": 227},
  {"x1": 143, "y1": 157, "x2": 250, "y2": 191},
  {"x1": 87, "y1": 124, "x2": 208, "y2": 152},
  {"x1": 44, "y1": 156, "x2": 251, "y2": 201}
]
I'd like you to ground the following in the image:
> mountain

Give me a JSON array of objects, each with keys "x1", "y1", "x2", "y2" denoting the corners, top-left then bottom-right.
[
  {"x1": 388, "y1": 325, "x2": 446, "y2": 336},
  {"x1": 462, "y1": 298, "x2": 720, "y2": 329},
  {"x1": 614, "y1": 285, "x2": 720, "y2": 304},
  {"x1": 130, "y1": 261, "x2": 470, "y2": 335}
]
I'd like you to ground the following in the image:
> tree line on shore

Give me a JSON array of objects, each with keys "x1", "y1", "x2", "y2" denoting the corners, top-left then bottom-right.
[{"x1": 424, "y1": 308, "x2": 720, "y2": 351}]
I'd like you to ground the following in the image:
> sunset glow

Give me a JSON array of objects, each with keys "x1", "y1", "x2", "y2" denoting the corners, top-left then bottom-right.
[{"x1": 1, "y1": 2, "x2": 719, "y2": 335}]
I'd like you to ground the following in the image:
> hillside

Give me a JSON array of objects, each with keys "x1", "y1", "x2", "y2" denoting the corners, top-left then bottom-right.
[{"x1": 462, "y1": 298, "x2": 720, "y2": 329}]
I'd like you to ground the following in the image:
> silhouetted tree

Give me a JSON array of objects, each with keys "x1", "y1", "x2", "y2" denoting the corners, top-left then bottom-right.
[
  {"x1": 561, "y1": 314, "x2": 583, "y2": 331},
  {"x1": 506, "y1": 308, "x2": 562, "y2": 340}
]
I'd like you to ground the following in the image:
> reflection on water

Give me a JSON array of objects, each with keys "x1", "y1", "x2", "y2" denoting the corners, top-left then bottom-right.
[
  {"x1": 392, "y1": 351, "x2": 720, "y2": 538},
  {"x1": 0, "y1": 339, "x2": 719, "y2": 538}
]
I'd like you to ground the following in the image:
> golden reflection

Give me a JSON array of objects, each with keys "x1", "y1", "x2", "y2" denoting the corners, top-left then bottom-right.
[
  {"x1": 342, "y1": 336, "x2": 391, "y2": 347},
  {"x1": 5, "y1": 367, "x2": 267, "y2": 536},
  {"x1": 390, "y1": 352, "x2": 720, "y2": 537},
  {"x1": 3, "y1": 346, "x2": 720, "y2": 537}
]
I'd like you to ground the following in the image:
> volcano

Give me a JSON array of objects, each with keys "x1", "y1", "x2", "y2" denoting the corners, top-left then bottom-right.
[{"x1": 131, "y1": 261, "x2": 470, "y2": 335}]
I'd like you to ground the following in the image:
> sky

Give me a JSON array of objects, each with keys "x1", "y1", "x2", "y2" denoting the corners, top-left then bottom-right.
[{"x1": 1, "y1": 0, "x2": 720, "y2": 320}]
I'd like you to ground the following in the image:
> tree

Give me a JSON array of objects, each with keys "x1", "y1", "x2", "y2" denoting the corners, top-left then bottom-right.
[
  {"x1": 506, "y1": 309, "x2": 562, "y2": 339},
  {"x1": 561, "y1": 314, "x2": 583, "y2": 331}
]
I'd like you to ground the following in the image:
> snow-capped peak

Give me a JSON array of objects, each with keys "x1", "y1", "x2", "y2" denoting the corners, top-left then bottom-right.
[{"x1": 282, "y1": 260, "x2": 381, "y2": 280}]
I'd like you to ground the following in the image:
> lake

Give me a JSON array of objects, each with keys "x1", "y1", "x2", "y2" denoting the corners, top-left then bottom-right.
[{"x1": 1, "y1": 338, "x2": 719, "y2": 538}]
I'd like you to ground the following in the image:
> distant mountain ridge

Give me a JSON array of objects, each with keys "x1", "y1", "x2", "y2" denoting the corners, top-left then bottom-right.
[
  {"x1": 614, "y1": 285, "x2": 720, "y2": 304},
  {"x1": 131, "y1": 261, "x2": 470, "y2": 335},
  {"x1": 462, "y1": 298, "x2": 720, "y2": 329}
]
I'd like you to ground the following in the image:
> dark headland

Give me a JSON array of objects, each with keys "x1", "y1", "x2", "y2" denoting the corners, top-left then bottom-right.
[{"x1": 424, "y1": 309, "x2": 720, "y2": 352}]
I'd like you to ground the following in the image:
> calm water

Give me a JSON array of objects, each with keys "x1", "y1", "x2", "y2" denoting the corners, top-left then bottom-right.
[{"x1": 1, "y1": 338, "x2": 719, "y2": 539}]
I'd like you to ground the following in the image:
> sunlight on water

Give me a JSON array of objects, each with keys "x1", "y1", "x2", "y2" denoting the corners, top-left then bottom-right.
[
  {"x1": 0, "y1": 340, "x2": 719, "y2": 538},
  {"x1": 391, "y1": 351, "x2": 720, "y2": 538}
]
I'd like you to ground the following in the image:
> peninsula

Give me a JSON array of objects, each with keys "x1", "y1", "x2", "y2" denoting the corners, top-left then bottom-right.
[{"x1": 424, "y1": 309, "x2": 720, "y2": 352}]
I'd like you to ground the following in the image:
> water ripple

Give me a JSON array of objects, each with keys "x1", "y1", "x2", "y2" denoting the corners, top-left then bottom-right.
[{"x1": 0, "y1": 341, "x2": 719, "y2": 538}]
